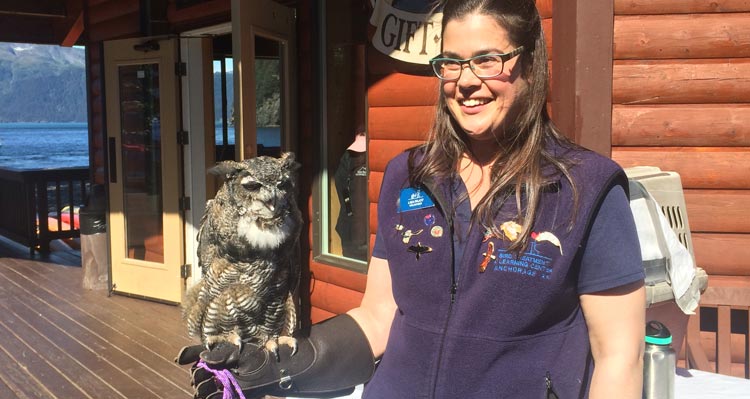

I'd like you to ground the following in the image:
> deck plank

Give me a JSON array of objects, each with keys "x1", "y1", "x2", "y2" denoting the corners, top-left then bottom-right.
[
  {"x1": 10, "y1": 258, "x2": 191, "y2": 348},
  {"x1": 0, "y1": 240, "x2": 196, "y2": 399},
  {"x1": 0, "y1": 327, "x2": 51, "y2": 399},
  {"x1": 0, "y1": 315, "x2": 87, "y2": 399},
  {"x1": 0, "y1": 262, "x2": 191, "y2": 398}
]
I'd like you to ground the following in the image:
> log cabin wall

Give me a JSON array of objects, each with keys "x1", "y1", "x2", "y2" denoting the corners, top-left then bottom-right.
[
  {"x1": 611, "y1": 0, "x2": 750, "y2": 377},
  {"x1": 305, "y1": 0, "x2": 555, "y2": 322}
]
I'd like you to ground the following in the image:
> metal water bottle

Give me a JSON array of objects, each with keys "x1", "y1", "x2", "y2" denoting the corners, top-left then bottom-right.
[{"x1": 643, "y1": 320, "x2": 676, "y2": 399}]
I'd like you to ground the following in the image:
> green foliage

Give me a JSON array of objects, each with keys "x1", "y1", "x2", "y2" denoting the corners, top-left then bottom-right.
[{"x1": 213, "y1": 59, "x2": 281, "y2": 128}]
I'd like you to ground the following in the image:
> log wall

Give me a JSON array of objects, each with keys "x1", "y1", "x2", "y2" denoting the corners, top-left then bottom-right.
[
  {"x1": 611, "y1": 1, "x2": 750, "y2": 277},
  {"x1": 611, "y1": 0, "x2": 750, "y2": 377}
]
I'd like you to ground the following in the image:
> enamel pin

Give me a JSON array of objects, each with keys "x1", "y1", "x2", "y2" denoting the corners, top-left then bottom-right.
[
  {"x1": 500, "y1": 221, "x2": 523, "y2": 241},
  {"x1": 423, "y1": 213, "x2": 436, "y2": 226},
  {"x1": 407, "y1": 242, "x2": 432, "y2": 260},
  {"x1": 430, "y1": 225, "x2": 443, "y2": 238},
  {"x1": 401, "y1": 229, "x2": 423, "y2": 244},
  {"x1": 531, "y1": 231, "x2": 563, "y2": 255},
  {"x1": 479, "y1": 241, "x2": 496, "y2": 273}
]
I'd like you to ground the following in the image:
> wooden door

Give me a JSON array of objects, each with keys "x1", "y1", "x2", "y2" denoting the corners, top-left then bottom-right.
[{"x1": 104, "y1": 37, "x2": 184, "y2": 304}]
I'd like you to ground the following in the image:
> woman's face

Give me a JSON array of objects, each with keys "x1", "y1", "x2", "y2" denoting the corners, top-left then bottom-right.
[{"x1": 441, "y1": 13, "x2": 527, "y2": 145}]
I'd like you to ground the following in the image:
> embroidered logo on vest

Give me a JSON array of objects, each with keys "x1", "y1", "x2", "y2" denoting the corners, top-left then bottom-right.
[
  {"x1": 480, "y1": 221, "x2": 564, "y2": 279},
  {"x1": 490, "y1": 241, "x2": 554, "y2": 280}
]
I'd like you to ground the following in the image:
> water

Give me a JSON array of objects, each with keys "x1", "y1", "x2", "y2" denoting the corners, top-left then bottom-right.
[
  {"x1": 0, "y1": 122, "x2": 89, "y2": 170},
  {"x1": 0, "y1": 123, "x2": 281, "y2": 171}
]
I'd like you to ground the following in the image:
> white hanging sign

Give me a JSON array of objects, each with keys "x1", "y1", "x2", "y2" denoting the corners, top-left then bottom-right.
[{"x1": 369, "y1": 0, "x2": 442, "y2": 65}]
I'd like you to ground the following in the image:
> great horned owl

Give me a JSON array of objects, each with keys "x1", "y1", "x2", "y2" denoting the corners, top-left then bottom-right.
[{"x1": 182, "y1": 152, "x2": 302, "y2": 355}]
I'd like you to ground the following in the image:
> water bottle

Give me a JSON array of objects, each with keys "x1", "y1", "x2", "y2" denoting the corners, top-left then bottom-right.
[{"x1": 643, "y1": 320, "x2": 676, "y2": 399}]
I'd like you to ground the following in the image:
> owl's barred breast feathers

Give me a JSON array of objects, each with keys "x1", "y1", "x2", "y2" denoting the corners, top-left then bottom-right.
[{"x1": 182, "y1": 152, "x2": 303, "y2": 350}]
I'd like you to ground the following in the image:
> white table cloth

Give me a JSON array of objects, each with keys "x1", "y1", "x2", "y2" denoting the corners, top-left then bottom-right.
[{"x1": 290, "y1": 368, "x2": 750, "y2": 398}]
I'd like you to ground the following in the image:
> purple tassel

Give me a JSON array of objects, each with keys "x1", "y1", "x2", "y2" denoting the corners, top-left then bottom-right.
[{"x1": 196, "y1": 360, "x2": 248, "y2": 399}]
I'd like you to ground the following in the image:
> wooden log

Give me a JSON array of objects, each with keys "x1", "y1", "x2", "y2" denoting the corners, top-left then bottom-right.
[
  {"x1": 369, "y1": 138, "x2": 424, "y2": 171},
  {"x1": 612, "y1": 59, "x2": 750, "y2": 105},
  {"x1": 88, "y1": 0, "x2": 139, "y2": 25},
  {"x1": 614, "y1": 0, "x2": 750, "y2": 15},
  {"x1": 309, "y1": 260, "x2": 367, "y2": 292},
  {"x1": 612, "y1": 104, "x2": 750, "y2": 147},
  {"x1": 536, "y1": 0, "x2": 553, "y2": 18},
  {"x1": 369, "y1": 202, "x2": 378, "y2": 237},
  {"x1": 693, "y1": 233, "x2": 750, "y2": 276},
  {"x1": 368, "y1": 105, "x2": 434, "y2": 141},
  {"x1": 369, "y1": 171, "x2": 384, "y2": 203},
  {"x1": 684, "y1": 189, "x2": 750, "y2": 233},
  {"x1": 309, "y1": 279, "x2": 364, "y2": 316},
  {"x1": 542, "y1": 18, "x2": 553, "y2": 57},
  {"x1": 88, "y1": 13, "x2": 141, "y2": 42},
  {"x1": 614, "y1": 13, "x2": 750, "y2": 60},
  {"x1": 166, "y1": 0, "x2": 230, "y2": 26},
  {"x1": 368, "y1": 73, "x2": 439, "y2": 107},
  {"x1": 310, "y1": 306, "x2": 336, "y2": 324},
  {"x1": 612, "y1": 147, "x2": 750, "y2": 189}
]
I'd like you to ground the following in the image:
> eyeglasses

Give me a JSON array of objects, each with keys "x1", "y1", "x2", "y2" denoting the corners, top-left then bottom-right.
[{"x1": 429, "y1": 46, "x2": 525, "y2": 81}]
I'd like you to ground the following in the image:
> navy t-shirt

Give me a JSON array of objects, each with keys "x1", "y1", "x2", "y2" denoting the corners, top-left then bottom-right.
[{"x1": 373, "y1": 183, "x2": 642, "y2": 294}]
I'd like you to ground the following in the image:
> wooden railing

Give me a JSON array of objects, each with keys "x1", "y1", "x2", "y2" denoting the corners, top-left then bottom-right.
[{"x1": 0, "y1": 167, "x2": 89, "y2": 255}]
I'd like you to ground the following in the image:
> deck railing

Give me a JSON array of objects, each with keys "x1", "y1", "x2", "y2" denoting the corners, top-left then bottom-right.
[{"x1": 0, "y1": 167, "x2": 89, "y2": 255}]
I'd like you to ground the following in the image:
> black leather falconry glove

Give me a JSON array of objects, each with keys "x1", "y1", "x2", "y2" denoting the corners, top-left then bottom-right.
[{"x1": 176, "y1": 314, "x2": 375, "y2": 399}]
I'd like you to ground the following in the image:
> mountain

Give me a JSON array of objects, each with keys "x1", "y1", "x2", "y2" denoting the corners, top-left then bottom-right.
[
  {"x1": 0, "y1": 43, "x2": 86, "y2": 122},
  {"x1": 213, "y1": 62, "x2": 279, "y2": 127}
]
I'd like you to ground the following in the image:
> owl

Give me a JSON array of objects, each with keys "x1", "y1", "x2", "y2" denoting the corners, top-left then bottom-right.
[{"x1": 182, "y1": 152, "x2": 303, "y2": 356}]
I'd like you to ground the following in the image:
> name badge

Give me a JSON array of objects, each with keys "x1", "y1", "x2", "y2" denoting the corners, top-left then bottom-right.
[{"x1": 398, "y1": 188, "x2": 435, "y2": 212}]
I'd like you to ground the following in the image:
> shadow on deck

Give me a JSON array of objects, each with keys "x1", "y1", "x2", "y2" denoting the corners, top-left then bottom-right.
[{"x1": 0, "y1": 235, "x2": 196, "y2": 398}]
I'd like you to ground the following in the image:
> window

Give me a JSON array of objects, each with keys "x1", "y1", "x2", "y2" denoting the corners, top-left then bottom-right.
[
  {"x1": 213, "y1": 56, "x2": 234, "y2": 162},
  {"x1": 315, "y1": 0, "x2": 370, "y2": 272}
]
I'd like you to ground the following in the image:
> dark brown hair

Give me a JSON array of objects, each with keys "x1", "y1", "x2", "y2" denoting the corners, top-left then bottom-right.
[{"x1": 410, "y1": 0, "x2": 578, "y2": 253}]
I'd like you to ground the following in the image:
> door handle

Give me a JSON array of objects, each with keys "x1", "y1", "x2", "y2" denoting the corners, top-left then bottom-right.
[{"x1": 109, "y1": 137, "x2": 117, "y2": 183}]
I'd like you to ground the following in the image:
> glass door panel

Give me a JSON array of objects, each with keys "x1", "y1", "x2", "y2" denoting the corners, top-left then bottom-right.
[
  {"x1": 118, "y1": 64, "x2": 164, "y2": 262},
  {"x1": 255, "y1": 35, "x2": 283, "y2": 157}
]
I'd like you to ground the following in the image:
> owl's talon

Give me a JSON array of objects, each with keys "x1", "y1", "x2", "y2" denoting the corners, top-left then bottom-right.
[
  {"x1": 278, "y1": 336, "x2": 298, "y2": 356},
  {"x1": 265, "y1": 339, "x2": 281, "y2": 362}
]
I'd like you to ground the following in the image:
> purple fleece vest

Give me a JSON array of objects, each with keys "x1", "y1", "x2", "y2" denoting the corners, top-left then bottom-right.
[{"x1": 364, "y1": 144, "x2": 629, "y2": 399}]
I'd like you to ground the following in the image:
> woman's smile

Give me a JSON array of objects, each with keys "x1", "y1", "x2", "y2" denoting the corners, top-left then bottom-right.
[{"x1": 441, "y1": 13, "x2": 526, "y2": 144}]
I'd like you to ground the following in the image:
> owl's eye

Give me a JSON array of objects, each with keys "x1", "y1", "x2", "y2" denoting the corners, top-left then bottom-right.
[{"x1": 241, "y1": 177, "x2": 263, "y2": 191}]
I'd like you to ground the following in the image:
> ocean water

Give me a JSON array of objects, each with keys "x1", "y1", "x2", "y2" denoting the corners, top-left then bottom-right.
[
  {"x1": 0, "y1": 123, "x2": 281, "y2": 171},
  {"x1": 0, "y1": 122, "x2": 89, "y2": 170}
]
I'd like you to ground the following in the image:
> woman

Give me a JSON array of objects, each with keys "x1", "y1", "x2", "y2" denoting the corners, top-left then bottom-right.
[{"x1": 179, "y1": 1, "x2": 645, "y2": 397}]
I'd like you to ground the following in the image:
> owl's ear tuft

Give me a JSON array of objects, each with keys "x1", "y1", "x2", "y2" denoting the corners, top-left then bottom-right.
[
  {"x1": 208, "y1": 161, "x2": 244, "y2": 177},
  {"x1": 279, "y1": 152, "x2": 300, "y2": 173}
]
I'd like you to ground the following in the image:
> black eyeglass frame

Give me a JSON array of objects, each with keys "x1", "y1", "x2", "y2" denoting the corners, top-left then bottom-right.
[{"x1": 429, "y1": 46, "x2": 525, "y2": 81}]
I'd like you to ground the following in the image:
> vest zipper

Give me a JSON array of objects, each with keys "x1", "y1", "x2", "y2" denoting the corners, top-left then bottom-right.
[
  {"x1": 422, "y1": 178, "x2": 458, "y2": 398},
  {"x1": 429, "y1": 218, "x2": 457, "y2": 398},
  {"x1": 545, "y1": 372, "x2": 560, "y2": 399}
]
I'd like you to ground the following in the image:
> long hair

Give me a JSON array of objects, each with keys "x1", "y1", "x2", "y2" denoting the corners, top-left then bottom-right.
[{"x1": 410, "y1": 0, "x2": 578, "y2": 254}]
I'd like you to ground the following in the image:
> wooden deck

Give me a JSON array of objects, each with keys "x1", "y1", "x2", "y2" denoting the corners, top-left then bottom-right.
[{"x1": 0, "y1": 236, "x2": 196, "y2": 399}]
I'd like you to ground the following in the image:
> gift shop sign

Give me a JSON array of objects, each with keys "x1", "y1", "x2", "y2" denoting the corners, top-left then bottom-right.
[{"x1": 369, "y1": 0, "x2": 442, "y2": 64}]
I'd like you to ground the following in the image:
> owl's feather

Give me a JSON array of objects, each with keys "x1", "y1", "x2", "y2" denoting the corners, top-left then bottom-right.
[{"x1": 182, "y1": 152, "x2": 303, "y2": 350}]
